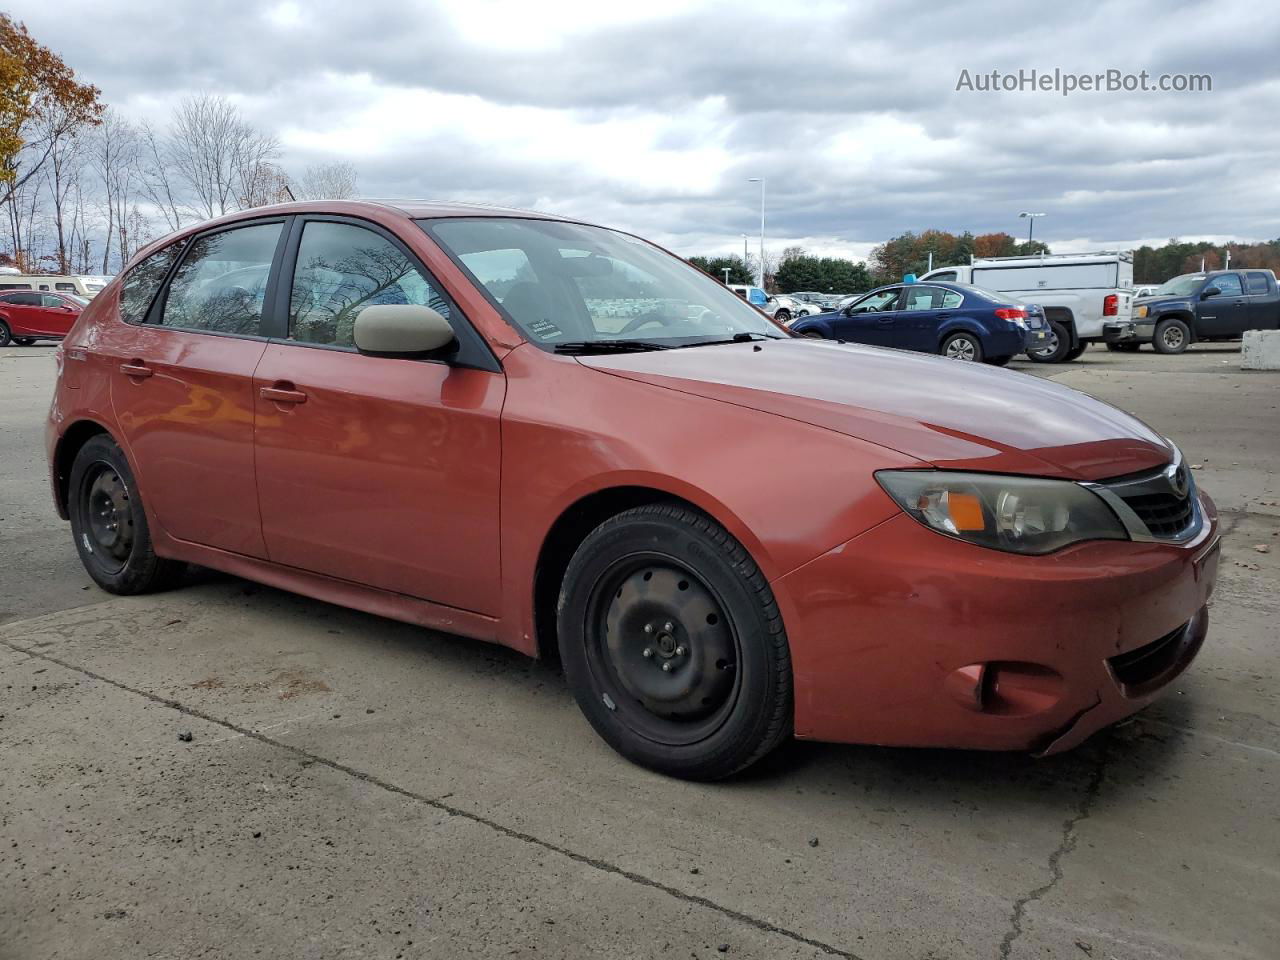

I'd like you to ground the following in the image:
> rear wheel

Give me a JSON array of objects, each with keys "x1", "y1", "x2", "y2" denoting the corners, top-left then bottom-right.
[
  {"x1": 774, "y1": 309, "x2": 791, "y2": 323},
  {"x1": 557, "y1": 504, "x2": 792, "y2": 780},
  {"x1": 13, "y1": 337, "x2": 34, "y2": 346},
  {"x1": 1062, "y1": 343, "x2": 1088, "y2": 362},
  {"x1": 1153, "y1": 318, "x2": 1191, "y2": 355},
  {"x1": 0, "y1": 320, "x2": 11, "y2": 347},
  {"x1": 68, "y1": 435, "x2": 185, "y2": 594},
  {"x1": 1026, "y1": 320, "x2": 1072, "y2": 363},
  {"x1": 941, "y1": 332, "x2": 983, "y2": 362}
]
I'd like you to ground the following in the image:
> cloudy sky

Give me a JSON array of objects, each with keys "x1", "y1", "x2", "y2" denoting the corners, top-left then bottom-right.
[{"x1": 11, "y1": 0, "x2": 1280, "y2": 261}]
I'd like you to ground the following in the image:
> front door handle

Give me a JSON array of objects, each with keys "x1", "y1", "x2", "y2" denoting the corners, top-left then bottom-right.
[
  {"x1": 119, "y1": 361, "x2": 152, "y2": 378},
  {"x1": 936, "y1": 313, "x2": 952, "y2": 320},
  {"x1": 260, "y1": 385, "x2": 308, "y2": 405}
]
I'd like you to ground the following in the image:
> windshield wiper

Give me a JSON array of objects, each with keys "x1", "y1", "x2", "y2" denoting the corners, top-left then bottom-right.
[
  {"x1": 552, "y1": 339, "x2": 673, "y2": 355},
  {"x1": 679, "y1": 332, "x2": 782, "y2": 348}
]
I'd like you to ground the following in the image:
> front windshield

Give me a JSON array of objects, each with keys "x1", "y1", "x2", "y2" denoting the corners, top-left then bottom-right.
[
  {"x1": 1153, "y1": 274, "x2": 1205, "y2": 297},
  {"x1": 420, "y1": 217, "x2": 786, "y2": 347}
]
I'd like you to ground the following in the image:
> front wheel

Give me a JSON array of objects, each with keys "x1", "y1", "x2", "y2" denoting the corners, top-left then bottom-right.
[
  {"x1": 774, "y1": 309, "x2": 791, "y2": 323},
  {"x1": 68, "y1": 434, "x2": 185, "y2": 594},
  {"x1": 1153, "y1": 318, "x2": 1191, "y2": 354},
  {"x1": 0, "y1": 320, "x2": 11, "y2": 347},
  {"x1": 13, "y1": 337, "x2": 35, "y2": 346},
  {"x1": 941, "y1": 332, "x2": 983, "y2": 362},
  {"x1": 557, "y1": 504, "x2": 793, "y2": 780}
]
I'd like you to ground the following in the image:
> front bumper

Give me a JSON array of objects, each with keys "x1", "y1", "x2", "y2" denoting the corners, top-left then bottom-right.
[
  {"x1": 1106, "y1": 320, "x2": 1156, "y2": 343},
  {"x1": 776, "y1": 491, "x2": 1219, "y2": 754}
]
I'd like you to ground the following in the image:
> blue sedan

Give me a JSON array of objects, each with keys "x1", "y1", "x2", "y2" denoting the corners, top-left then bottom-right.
[{"x1": 789, "y1": 281, "x2": 1050, "y2": 365}]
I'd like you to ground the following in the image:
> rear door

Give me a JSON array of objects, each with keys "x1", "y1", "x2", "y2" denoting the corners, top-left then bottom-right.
[
  {"x1": 1244, "y1": 272, "x2": 1279, "y2": 330},
  {"x1": 898, "y1": 284, "x2": 950, "y2": 351},
  {"x1": 0, "y1": 292, "x2": 45, "y2": 335},
  {"x1": 251, "y1": 216, "x2": 505, "y2": 615},
  {"x1": 108, "y1": 218, "x2": 288, "y2": 557},
  {"x1": 1197, "y1": 273, "x2": 1249, "y2": 337}
]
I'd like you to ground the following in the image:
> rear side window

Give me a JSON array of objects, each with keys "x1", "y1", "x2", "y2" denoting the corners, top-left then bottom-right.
[
  {"x1": 4, "y1": 292, "x2": 40, "y2": 306},
  {"x1": 120, "y1": 240, "x2": 187, "y2": 324},
  {"x1": 929, "y1": 271, "x2": 958, "y2": 281},
  {"x1": 1246, "y1": 272, "x2": 1271, "y2": 295},
  {"x1": 288, "y1": 221, "x2": 451, "y2": 348},
  {"x1": 940, "y1": 290, "x2": 964, "y2": 308},
  {"x1": 161, "y1": 223, "x2": 282, "y2": 336}
]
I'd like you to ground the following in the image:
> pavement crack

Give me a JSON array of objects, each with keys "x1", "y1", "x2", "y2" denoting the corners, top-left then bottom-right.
[
  {"x1": 0, "y1": 636, "x2": 865, "y2": 960},
  {"x1": 997, "y1": 737, "x2": 1110, "y2": 960}
]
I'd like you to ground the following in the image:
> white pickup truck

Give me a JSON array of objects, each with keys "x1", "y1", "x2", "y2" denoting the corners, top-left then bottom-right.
[{"x1": 919, "y1": 251, "x2": 1134, "y2": 363}]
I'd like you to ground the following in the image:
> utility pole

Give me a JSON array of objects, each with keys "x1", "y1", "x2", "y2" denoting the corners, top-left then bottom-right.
[
  {"x1": 722, "y1": 267, "x2": 731, "y2": 285},
  {"x1": 1225, "y1": 248, "x2": 1231, "y2": 270},
  {"x1": 748, "y1": 178, "x2": 765, "y2": 288}
]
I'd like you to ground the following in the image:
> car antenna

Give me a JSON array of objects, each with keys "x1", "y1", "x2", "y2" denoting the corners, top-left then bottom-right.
[{"x1": 283, "y1": 185, "x2": 296, "y2": 202}]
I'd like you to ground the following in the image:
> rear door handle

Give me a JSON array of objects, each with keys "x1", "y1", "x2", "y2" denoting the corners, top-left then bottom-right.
[
  {"x1": 119, "y1": 361, "x2": 152, "y2": 378},
  {"x1": 260, "y1": 385, "x2": 307, "y2": 405}
]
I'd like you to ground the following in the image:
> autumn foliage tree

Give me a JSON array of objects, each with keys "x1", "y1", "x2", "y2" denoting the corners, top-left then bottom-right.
[{"x1": 1, "y1": 13, "x2": 102, "y2": 203}]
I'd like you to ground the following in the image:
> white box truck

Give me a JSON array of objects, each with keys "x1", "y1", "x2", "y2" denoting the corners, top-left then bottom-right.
[{"x1": 919, "y1": 252, "x2": 1134, "y2": 363}]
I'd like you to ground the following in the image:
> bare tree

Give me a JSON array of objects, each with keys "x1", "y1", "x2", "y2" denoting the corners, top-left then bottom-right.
[
  {"x1": 90, "y1": 109, "x2": 141, "y2": 273},
  {"x1": 138, "y1": 120, "x2": 184, "y2": 232},
  {"x1": 293, "y1": 161, "x2": 359, "y2": 200},
  {"x1": 238, "y1": 160, "x2": 292, "y2": 208},
  {"x1": 37, "y1": 102, "x2": 88, "y2": 273},
  {"x1": 167, "y1": 95, "x2": 279, "y2": 219}
]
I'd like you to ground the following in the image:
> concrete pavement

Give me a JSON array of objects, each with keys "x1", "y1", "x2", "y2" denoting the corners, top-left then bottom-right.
[{"x1": 2, "y1": 342, "x2": 1277, "y2": 959}]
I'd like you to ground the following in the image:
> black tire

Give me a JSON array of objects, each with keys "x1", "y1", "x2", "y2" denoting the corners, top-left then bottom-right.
[
  {"x1": 1153, "y1": 318, "x2": 1191, "y2": 355},
  {"x1": 0, "y1": 320, "x2": 11, "y2": 347},
  {"x1": 1026, "y1": 319, "x2": 1071, "y2": 363},
  {"x1": 801, "y1": 330, "x2": 825, "y2": 339},
  {"x1": 556, "y1": 503, "x2": 792, "y2": 780},
  {"x1": 68, "y1": 434, "x2": 185, "y2": 594},
  {"x1": 13, "y1": 337, "x2": 35, "y2": 346},
  {"x1": 774, "y1": 309, "x2": 791, "y2": 323},
  {"x1": 1107, "y1": 342, "x2": 1141, "y2": 352},
  {"x1": 941, "y1": 331, "x2": 983, "y2": 362},
  {"x1": 1062, "y1": 343, "x2": 1088, "y2": 362},
  {"x1": 987, "y1": 355, "x2": 1012, "y2": 366}
]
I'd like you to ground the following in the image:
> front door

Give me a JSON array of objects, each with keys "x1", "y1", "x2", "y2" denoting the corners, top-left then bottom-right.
[
  {"x1": 833, "y1": 287, "x2": 903, "y2": 346},
  {"x1": 252, "y1": 218, "x2": 504, "y2": 615},
  {"x1": 1196, "y1": 273, "x2": 1249, "y2": 337},
  {"x1": 35, "y1": 293, "x2": 81, "y2": 337},
  {"x1": 107, "y1": 219, "x2": 287, "y2": 557}
]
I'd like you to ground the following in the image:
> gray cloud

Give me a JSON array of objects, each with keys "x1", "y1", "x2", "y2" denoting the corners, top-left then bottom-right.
[{"x1": 10, "y1": 0, "x2": 1279, "y2": 257}]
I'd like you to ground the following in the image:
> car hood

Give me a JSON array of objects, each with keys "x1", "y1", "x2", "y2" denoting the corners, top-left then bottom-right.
[
  {"x1": 1135, "y1": 295, "x2": 1193, "y2": 310},
  {"x1": 579, "y1": 339, "x2": 1173, "y2": 481}
]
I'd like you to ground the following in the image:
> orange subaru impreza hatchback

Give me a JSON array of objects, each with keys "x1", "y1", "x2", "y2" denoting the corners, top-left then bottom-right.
[{"x1": 46, "y1": 200, "x2": 1219, "y2": 779}]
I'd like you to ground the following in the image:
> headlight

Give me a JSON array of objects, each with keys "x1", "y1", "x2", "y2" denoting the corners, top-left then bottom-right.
[
  {"x1": 1135, "y1": 305, "x2": 1148, "y2": 318},
  {"x1": 875, "y1": 470, "x2": 1128, "y2": 555}
]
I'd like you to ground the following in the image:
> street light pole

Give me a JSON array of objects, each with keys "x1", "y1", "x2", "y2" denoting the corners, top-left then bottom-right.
[
  {"x1": 1019, "y1": 211, "x2": 1045, "y2": 244},
  {"x1": 748, "y1": 177, "x2": 765, "y2": 288},
  {"x1": 722, "y1": 267, "x2": 731, "y2": 285}
]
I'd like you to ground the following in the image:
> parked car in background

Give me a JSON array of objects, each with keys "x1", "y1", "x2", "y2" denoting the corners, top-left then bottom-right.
[
  {"x1": 46, "y1": 199, "x2": 1216, "y2": 780},
  {"x1": 920, "y1": 251, "x2": 1134, "y2": 363},
  {"x1": 1113, "y1": 269, "x2": 1280, "y2": 354},
  {"x1": 790, "y1": 281, "x2": 1047, "y2": 364},
  {"x1": 1134, "y1": 284, "x2": 1160, "y2": 298},
  {"x1": 0, "y1": 274, "x2": 113, "y2": 298},
  {"x1": 727, "y1": 283, "x2": 768, "y2": 308},
  {"x1": 0, "y1": 291, "x2": 85, "y2": 345}
]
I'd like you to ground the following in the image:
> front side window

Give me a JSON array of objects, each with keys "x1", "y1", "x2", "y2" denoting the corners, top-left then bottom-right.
[
  {"x1": 288, "y1": 221, "x2": 451, "y2": 348},
  {"x1": 41, "y1": 294, "x2": 70, "y2": 307},
  {"x1": 849, "y1": 289, "x2": 901, "y2": 313},
  {"x1": 422, "y1": 217, "x2": 784, "y2": 347},
  {"x1": 1208, "y1": 273, "x2": 1242, "y2": 297},
  {"x1": 160, "y1": 223, "x2": 281, "y2": 335}
]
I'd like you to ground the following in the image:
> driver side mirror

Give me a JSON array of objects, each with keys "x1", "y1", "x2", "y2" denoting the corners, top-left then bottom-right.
[
  {"x1": 354, "y1": 304, "x2": 455, "y2": 357},
  {"x1": 1200, "y1": 286, "x2": 1221, "y2": 299}
]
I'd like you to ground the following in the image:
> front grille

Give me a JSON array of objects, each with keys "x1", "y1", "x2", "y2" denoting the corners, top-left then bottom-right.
[
  {"x1": 1117, "y1": 490, "x2": 1194, "y2": 538},
  {"x1": 1108, "y1": 622, "x2": 1188, "y2": 691}
]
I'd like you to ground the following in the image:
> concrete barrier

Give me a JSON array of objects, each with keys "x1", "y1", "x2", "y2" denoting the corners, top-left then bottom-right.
[{"x1": 1241, "y1": 330, "x2": 1280, "y2": 370}]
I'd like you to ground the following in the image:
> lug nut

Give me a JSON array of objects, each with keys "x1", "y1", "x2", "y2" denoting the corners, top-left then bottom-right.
[
  {"x1": 661, "y1": 662, "x2": 672, "y2": 672},
  {"x1": 675, "y1": 645, "x2": 686, "y2": 656},
  {"x1": 643, "y1": 624, "x2": 654, "y2": 634},
  {"x1": 642, "y1": 647, "x2": 653, "y2": 658},
  {"x1": 664, "y1": 622, "x2": 674, "y2": 632}
]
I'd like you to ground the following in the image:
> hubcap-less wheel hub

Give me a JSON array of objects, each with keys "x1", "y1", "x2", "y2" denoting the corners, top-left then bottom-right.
[
  {"x1": 86, "y1": 468, "x2": 134, "y2": 566},
  {"x1": 603, "y1": 565, "x2": 735, "y2": 722}
]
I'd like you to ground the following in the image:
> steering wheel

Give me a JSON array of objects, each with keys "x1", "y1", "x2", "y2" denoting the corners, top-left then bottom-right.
[{"x1": 617, "y1": 311, "x2": 679, "y2": 335}]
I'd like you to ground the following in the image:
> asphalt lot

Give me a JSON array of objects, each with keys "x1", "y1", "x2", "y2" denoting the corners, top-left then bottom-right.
[{"x1": 2, "y1": 342, "x2": 1277, "y2": 960}]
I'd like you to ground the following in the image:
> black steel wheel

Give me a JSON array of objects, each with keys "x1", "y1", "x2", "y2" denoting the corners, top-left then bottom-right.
[
  {"x1": 557, "y1": 503, "x2": 792, "y2": 780},
  {"x1": 68, "y1": 434, "x2": 185, "y2": 594}
]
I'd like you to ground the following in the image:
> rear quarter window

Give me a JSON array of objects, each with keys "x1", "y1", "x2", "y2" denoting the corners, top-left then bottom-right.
[{"x1": 120, "y1": 239, "x2": 188, "y2": 324}]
